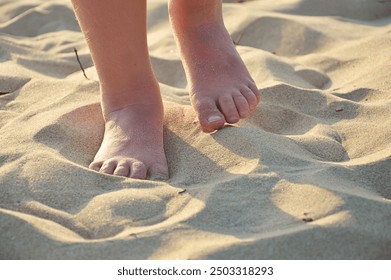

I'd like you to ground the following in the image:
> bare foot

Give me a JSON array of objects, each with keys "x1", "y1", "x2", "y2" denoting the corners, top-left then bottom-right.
[
  {"x1": 188, "y1": 31, "x2": 260, "y2": 132},
  {"x1": 170, "y1": 2, "x2": 261, "y2": 132},
  {"x1": 71, "y1": 0, "x2": 168, "y2": 179},
  {"x1": 89, "y1": 87, "x2": 168, "y2": 180}
]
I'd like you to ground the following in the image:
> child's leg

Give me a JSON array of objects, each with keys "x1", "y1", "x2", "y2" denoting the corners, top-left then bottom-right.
[
  {"x1": 169, "y1": 0, "x2": 260, "y2": 132},
  {"x1": 71, "y1": 0, "x2": 168, "y2": 179}
]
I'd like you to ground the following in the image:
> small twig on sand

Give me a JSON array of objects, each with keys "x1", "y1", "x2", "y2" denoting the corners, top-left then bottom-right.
[{"x1": 74, "y1": 48, "x2": 89, "y2": 80}]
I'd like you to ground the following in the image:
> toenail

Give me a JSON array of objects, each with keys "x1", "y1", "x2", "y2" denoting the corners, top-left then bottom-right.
[{"x1": 207, "y1": 115, "x2": 222, "y2": 123}]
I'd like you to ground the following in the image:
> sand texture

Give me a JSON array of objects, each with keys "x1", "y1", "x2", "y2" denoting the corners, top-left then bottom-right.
[{"x1": 1, "y1": 0, "x2": 391, "y2": 259}]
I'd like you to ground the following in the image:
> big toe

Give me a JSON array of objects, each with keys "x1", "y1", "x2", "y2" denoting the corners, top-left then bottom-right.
[{"x1": 194, "y1": 98, "x2": 226, "y2": 132}]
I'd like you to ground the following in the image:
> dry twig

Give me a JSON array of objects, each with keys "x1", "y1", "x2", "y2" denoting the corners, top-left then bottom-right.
[{"x1": 74, "y1": 48, "x2": 89, "y2": 80}]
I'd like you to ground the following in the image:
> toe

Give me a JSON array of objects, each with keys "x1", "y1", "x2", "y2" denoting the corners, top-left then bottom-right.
[
  {"x1": 99, "y1": 160, "x2": 117, "y2": 174},
  {"x1": 113, "y1": 161, "x2": 130, "y2": 177},
  {"x1": 89, "y1": 161, "x2": 103, "y2": 172},
  {"x1": 248, "y1": 82, "x2": 261, "y2": 103},
  {"x1": 233, "y1": 93, "x2": 250, "y2": 118},
  {"x1": 194, "y1": 98, "x2": 226, "y2": 132},
  {"x1": 218, "y1": 95, "x2": 240, "y2": 123},
  {"x1": 130, "y1": 161, "x2": 147, "y2": 179},
  {"x1": 241, "y1": 87, "x2": 259, "y2": 111}
]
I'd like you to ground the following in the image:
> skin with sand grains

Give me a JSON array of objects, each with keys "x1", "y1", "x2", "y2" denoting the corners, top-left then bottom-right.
[{"x1": 71, "y1": 0, "x2": 260, "y2": 179}]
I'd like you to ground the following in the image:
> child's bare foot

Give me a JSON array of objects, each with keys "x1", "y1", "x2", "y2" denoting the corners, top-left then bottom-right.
[
  {"x1": 89, "y1": 85, "x2": 168, "y2": 180},
  {"x1": 71, "y1": 0, "x2": 168, "y2": 179},
  {"x1": 169, "y1": 0, "x2": 260, "y2": 132},
  {"x1": 184, "y1": 29, "x2": 261, "y2": 132}
]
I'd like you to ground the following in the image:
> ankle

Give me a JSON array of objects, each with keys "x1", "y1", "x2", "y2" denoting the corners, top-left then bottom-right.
[
  {"x1": 100, "y1": 78, "x2": 162, "y2": 117},
  {"x1": 169, "y1": 0, "x2": 224, "y2": 31}
]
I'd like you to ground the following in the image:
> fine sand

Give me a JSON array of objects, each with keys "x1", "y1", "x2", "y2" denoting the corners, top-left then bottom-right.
[{"x1": 0, "y1": 0, "x2": 390, "y2": 259}]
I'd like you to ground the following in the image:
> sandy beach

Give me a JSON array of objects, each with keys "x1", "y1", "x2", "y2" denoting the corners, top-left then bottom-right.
[{"x1": 0, "y1": 0, "x2": 390, "y2": 259}]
